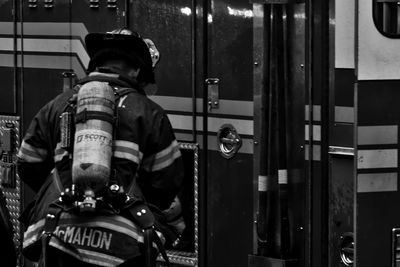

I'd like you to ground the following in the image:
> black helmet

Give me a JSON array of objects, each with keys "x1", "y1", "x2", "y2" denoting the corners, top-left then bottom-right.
[{"x1": 85, "y1": 28, "x2": 160, "y2": 84}]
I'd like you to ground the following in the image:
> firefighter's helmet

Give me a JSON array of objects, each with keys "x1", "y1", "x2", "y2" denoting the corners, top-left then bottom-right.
[{"x1": 85, "y1": 28, "x2": 160, "y2": 84}]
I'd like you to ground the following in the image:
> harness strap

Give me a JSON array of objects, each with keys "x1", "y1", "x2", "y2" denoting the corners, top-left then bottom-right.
[
  {"x1": 77, "y1": 76, "x2": 131, "y2": 88},
  {"x1": 127, "y1": 201, "x2": 171, "y2": 267},
  {"x1": 75, "y1": 109, "x2": 115, "y2": 124},
  {"x1": 144, "y1": 228, "x2": 154, "y2": 267},
  {"x1": 153, "y1": 229, "x2": 171, "y2": 267},
  {"x1": 40, "y1": 205, "x2": 62, "y2": 267},
  {"x1": 143, "y1": 228, "x2": 171, "y2": 267}
]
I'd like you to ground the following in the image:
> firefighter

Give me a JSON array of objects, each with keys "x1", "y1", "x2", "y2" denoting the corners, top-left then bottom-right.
[{"x1": 17, "y1": 28, "x2": 184, "y2": 266}]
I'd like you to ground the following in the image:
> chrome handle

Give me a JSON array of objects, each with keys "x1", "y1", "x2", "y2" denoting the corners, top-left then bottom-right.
[{"x1": 217, "y1": 124, "x2": 242, "y2": 159}]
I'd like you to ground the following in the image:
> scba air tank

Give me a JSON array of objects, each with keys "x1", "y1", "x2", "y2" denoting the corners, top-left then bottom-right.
[{"x1": 72, "y1": 81, "x2": 115, "y2": 198}]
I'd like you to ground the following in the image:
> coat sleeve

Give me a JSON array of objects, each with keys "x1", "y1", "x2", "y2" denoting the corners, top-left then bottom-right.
[
  {"x1": 139, "y1": 113, "x2": 184, "y2": 210},
  {"x1": 17, "y1": 102, "x2": 55, "y2": 192}
]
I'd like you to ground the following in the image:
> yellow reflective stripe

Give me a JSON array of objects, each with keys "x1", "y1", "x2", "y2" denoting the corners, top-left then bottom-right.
[
  {"x1": 24, "y1": 219, "x2": 45, "y2": 239},
  {"x1": 154, "y1": 140, "x2": 179, "y2": 159},
  {"x1": 17, "y1": 140, "x2": 48, "y2": 162},
  {"x1": 151, "y1": 148, "x2": 181, "y2": 172},
  {"x1": 113, "y1": 140, "x2": 142, "y2": 164},
  {"x1": 48, "y1": 239, "x2": 81, "y2": 260},
  {"x1": 77, "y1": 248, "x2": 124, "y2": 266},
  {"x1": 50, "y1": 239, "x2": 124, "y2": 267},
  {"x1": 23, "y1": 219, "x2": 45, "y2": 248},
  {"x1": 54, "y1": 142, "x2": 69, "y2": 162},
  {"x1": 142, "y1": 140, "x2": 181, "y2": 172}
]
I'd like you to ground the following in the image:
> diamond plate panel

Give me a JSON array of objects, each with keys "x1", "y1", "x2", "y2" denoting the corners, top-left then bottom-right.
[{"x1": 0, "y1": 116, "x2": 21, "y2": 253}]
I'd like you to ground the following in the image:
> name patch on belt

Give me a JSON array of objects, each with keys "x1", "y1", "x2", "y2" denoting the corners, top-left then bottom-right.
[{"x1": 53, "y1": 226, "x2": 112, "y2": 250}]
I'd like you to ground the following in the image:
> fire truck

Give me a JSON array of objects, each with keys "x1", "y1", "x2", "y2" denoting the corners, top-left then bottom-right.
[{"x1": 1, "y1": 0, "x2": 400, "y2": 266}]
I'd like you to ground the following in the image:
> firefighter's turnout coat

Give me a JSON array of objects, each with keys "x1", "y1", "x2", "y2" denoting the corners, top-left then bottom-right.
[{"x1": 17, "y1": 69, "x2": 184, "y2": 266}]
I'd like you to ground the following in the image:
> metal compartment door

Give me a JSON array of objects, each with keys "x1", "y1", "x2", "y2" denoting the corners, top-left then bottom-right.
[
  {"x1": 21, "y1": 0, "x2": 73, "y2": 128},
  {"x1": 355, "y1": 0, "x2": 400, "y2": 266},
  {"x1": 328, "y1": 0, "x2": 356, "y2": 266},
  {"x1": 129, "y1": 1, "x2": 200, "y2": 266},
  {"x1": 250, "y1": 2, "x2": 306, "y2": 267},
  {"x1": 206, "y1": 1, "x2": 254, "y2": 266},
  {"x1": 71, "y1": 0, "x2": 127, "y2": 79},
  {"x1": 130, "y1": 0, "x2": 199, "y2": 142},
  {"x1": 0, "y1": 0, "x2": 17, "y2": 114}
]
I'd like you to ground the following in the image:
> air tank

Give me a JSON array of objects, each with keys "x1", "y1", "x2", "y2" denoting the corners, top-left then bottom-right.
[{"x1": 72, "y1": 81, "x2": 115, "y2": 199}]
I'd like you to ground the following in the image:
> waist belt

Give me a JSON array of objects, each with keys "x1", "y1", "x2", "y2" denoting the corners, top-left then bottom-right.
[{"x1": 39, "y1": 200, "x2": 171, "y2": 267}]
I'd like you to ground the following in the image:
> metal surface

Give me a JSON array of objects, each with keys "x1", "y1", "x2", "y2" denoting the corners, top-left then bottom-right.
[
  {"x1": 356, "y1": 0, "x2": 400, "y2": 266},
  {"x1": 286, "y1": 3, "x2": 306, "y2": 265},
  {"x1": 130, "y1": 1, "x2": 194, "y2": 98},
  {"x1": 206, "y1": 78, "x2": 220, "y2": 110},
  {"x1": 358, "y1": 0, "x2": 400, "y2": 80},
  {"x1": 107, "y1": 0, "x2": 117, "y2": 9},
  {"x1": 157, "y1": 142, "x2": 199, "y2": 266},
  {"x1": 130, "y1": 0, "x2": 198, "y2": 142},
  {"x1": 252, "y1": 2, "x2": 265, "y2": 256},
  {"x1": 89, "y1": 0, "x2": 99, "y2": 9},
  {"x1": 392, "y1": 228, "x2": 400, "y2": 267},
  {"x1": 0, "y1": 0, "x2": 17, "y2": 114},
  {"x1": 304, "y1": 1, "x2": 313, "y2": 265},
  {"x1": 340, "y1": 232, "x2": 354, "y2": 266},
  {"x1": 206, "y1": 0, "x2": 254, "y2": 266},
  {"x1": 44, "y1": 0, "x2": 54, "y2": 9},
  {"x1": 72, "y1": 0, "x2": 125, "y2": 33},
  {"x1": 329, "y1": 155, "x2": 354, "y2": 267},
  {"x1": 216, "y1": 124, "x2": 242, "y2": 158},
  {"x1": 251, "y1": 2, "x2": 306, "y2": 265},
  {"x1": 28, "y1": 0, "x2": 37, "y2": 8},
  {"x1": 328, "y1": 146, "x2": 354, "y2": 156},
  {"x1": 335, "y1": 0, "x2": 355, "y2": 69},
  {"x1": 249, "y1": 0, "x2": 298, "y2": 3},
  {"x1": 248, "y1": 255, "x2": 298, "y2": 267},
  {"x1": 0, "y1": 116, "x2": 21, "y2": 255}
]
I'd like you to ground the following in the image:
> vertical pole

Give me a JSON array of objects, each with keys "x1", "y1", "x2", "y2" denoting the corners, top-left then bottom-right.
[
  {"x1": 254, "y1": 2, "x2": 268, "y2": 256},
  {"x1": 191, "y1": 0, "x2": 197, "y2": 143},
  {"x1": 277, "y1": 4, "x2": 291, "y2": 258},
  {"x1": 265, "y1": 4, "x2": 280, "y2": 257},
  {"x1": 305, "y1": 0, "x2": 314, "y2": 265},
  {"x1": 200, "y1": 0, "x2": 209, "y2": 266}
]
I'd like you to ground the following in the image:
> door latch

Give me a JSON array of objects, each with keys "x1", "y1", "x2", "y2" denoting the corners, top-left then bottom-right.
[
  {"x1": 340, "y1": 232, "x2": 354, "y2": 266},
  {"x1": 217, "y1": 124, "x2": 242, "y2": 159}
]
